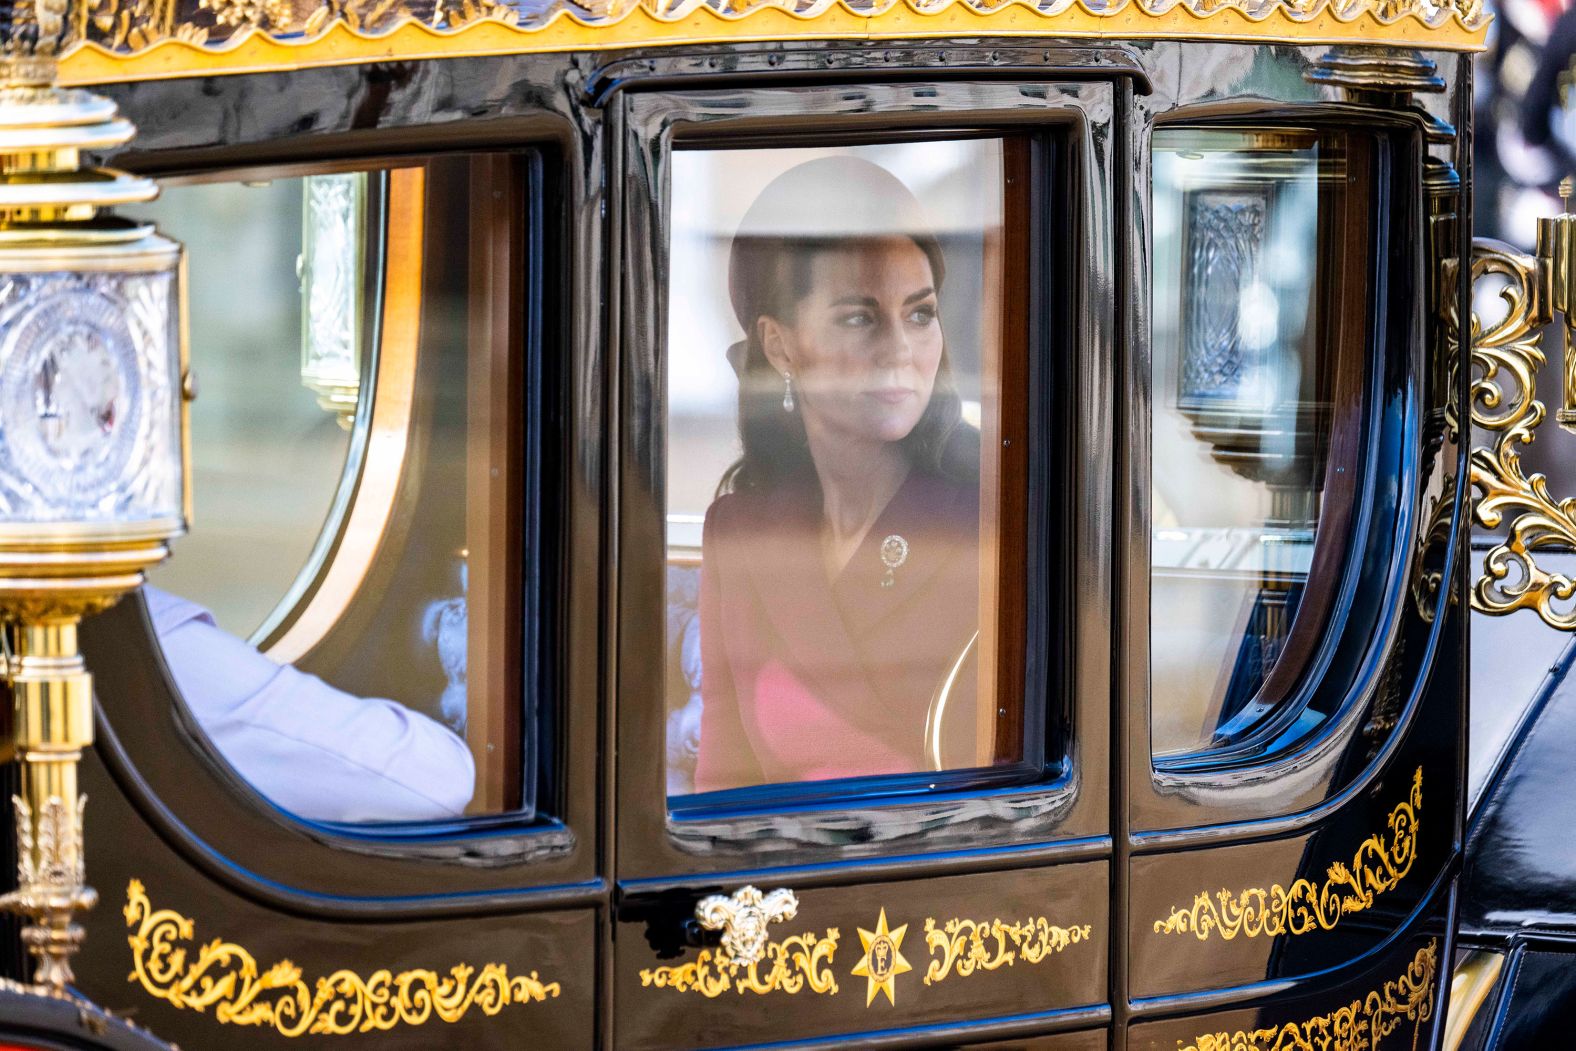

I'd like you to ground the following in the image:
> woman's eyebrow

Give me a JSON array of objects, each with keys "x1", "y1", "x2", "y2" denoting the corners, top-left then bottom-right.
[
  {"x1": 902, "y1": 287, "x2": 937, "y2": 306},
  {"x1": 829, "y1": 295, "x2": 879, "y2": 308}
]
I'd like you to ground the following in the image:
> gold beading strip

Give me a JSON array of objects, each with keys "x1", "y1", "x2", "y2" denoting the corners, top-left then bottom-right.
[
  {"x1": 59, "y1": 0, "x2": 1488, "y2": 87},
  {"x1": 1152, "y1": 766, "x2": 1421, "y2": 941},
  {"x1": 1178, "y1": 939, "x2": 1438, "y2": 1051},
  {"x1": 123, "y1": 880, "x2": 562, "y2": 1036}
]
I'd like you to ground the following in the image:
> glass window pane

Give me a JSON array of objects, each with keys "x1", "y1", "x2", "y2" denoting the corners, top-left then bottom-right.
[
  {"x1": 1150, "y1": 129, "x2": 1366, "y2": 760},
  {"x1": 665, "y1": 141, "x2": 1028, "y2": 799},
  {"x1": 135, "y1": 157, "x2": 533, "y2": 824}
]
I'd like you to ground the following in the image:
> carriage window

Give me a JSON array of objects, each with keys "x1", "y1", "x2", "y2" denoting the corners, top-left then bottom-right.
[
  {"x1": 136, "y1": 156, "x2": 536, "y2": 824},
  {"x1": 1150, "y1": 129, "x2": 1367, "y2": 760},
  {"x1": 665, "y1": 141, "x2": 1030, "y2": 800}
]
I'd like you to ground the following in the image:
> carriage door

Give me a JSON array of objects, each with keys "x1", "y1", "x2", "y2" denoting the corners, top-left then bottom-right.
[
  {"x1": 1118, "y1": 64, "x2": 1468, "y2": 1049},
  {"x1": 610, "y1": 60, "x2": 1123, "y2": 1049}
]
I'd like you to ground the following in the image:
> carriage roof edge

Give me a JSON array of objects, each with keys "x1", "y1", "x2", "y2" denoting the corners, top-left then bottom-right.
[{"x1": 58, "y1": 0, "x2": 1488, "y2": 88}]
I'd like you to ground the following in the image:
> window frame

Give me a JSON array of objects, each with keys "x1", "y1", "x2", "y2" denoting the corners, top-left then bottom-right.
[
  {"x1": 80, "y1": 136, "x2": 598, "y2": 903},
  {"x1": 613, "y1": 78, "x2": 1116, "y2": 878},
  {"x1": 1128, "y1": 107, "x2": 1433, "y2": 833}
]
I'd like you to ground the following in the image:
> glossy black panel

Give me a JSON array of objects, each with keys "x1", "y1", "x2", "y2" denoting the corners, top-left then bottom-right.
[
  {"x1": 1475, "y1": 949, "x2": 1576, "y2": 1051},
  {"x1": 614, "y1": 863, "x2": 1108, "y2": 1048},
  {"x1": 964, "y1": 1030, "x2": 1107, "y2": 1051},
  {"x1": 1463, "y1": 661, "x2": 1576, "y2": 934}
]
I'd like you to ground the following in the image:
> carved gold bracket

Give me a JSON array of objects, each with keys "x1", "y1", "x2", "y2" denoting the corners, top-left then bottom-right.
[{"x1": 1468, "y1": 210, "x2": 1576, "y2": 627}]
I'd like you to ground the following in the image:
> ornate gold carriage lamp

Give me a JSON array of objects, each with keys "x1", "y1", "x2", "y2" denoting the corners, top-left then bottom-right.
[{"x1": 0, "y1": 0, "x2": 183, "y2": 996}]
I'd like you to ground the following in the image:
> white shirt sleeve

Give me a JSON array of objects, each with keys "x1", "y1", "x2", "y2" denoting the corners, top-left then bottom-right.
[{"x1": 142, "y1": 585, "x2": 477, "y2": 823}]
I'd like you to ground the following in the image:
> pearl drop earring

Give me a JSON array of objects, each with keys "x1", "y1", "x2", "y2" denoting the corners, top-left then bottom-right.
[{"x1": 782, "y1": 372, "x2": 795, "y2": 413}]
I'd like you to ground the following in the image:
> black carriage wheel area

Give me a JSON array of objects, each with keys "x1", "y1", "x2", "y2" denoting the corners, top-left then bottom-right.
[{"x1": 0, "y1": 21, "x2": 1474, "y2": 1051}]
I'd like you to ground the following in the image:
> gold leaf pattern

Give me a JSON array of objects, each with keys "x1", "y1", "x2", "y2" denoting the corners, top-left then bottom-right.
[
  {"x1": 1177, "y1": 939, "x2": 1438, "y2": 1051},
  {"x1": 1464, "y1": 240, "x2": 1576, "y2": 629},
  {"x1": 638, "y1": 930, "x2": 840, "y2": 998},
  {"x1": 1154, "y1": 767, "x2": 1421, "y2": 941},
  {"x1": 921, "y1": 915, "x2": 1092, "y2": 985},
  {"x1": 123, "y1": 880, "x2": 560, "y2": 1037}
]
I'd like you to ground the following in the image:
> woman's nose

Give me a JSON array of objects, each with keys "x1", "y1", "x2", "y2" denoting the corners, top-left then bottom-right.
[{"x1": 870, "y1": 313, "x2": 915, "y2": 365}]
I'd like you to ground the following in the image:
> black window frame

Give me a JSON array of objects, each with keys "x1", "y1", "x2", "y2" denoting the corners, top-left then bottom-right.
[
  {"x1": 613, "y1": 75, "x2": 1119, "y2": 877},
  {"x1": 1128, "y1": 107, "x2": 1433, "y2": 832}
]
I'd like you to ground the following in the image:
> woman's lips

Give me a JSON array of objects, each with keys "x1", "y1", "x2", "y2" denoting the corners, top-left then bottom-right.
[{"x1": 864, "y1": 387, "x2": 914, "y2": 405}]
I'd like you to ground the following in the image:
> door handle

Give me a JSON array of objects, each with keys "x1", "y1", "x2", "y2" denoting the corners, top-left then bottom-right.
[{"x1": 695, "y1": 886, "x2": 799, "y2": 968}]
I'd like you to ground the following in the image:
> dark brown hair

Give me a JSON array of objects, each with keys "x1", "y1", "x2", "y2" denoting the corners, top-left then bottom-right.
[{"x1": 717, "y1": 233, "x2": 979, "y2": 499}]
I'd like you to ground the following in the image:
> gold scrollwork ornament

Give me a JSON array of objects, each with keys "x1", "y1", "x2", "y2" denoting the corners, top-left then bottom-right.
[
  {"x1": 124, "y1": 881, "x2": 560, "y2": 1036},
  {"x1": 1154, "y1": 766, "x2": 1421, "y2": 941},
  {"x1": 922, "y1": 915, "x2": 1092, "y2": 985},
  {"x1": 1177, "y1": 939, "x2": 1438, "y2": 1051},
  {"x1": 638, "y1": 930, "x2": 840, "y2": 998},
  {"x1": 1467, "y1": 237, "x2": 1576, "y2": 628}
]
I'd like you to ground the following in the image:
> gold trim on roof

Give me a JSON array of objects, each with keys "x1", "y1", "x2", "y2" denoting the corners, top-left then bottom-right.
[{"x1": 59, "y1": 0, "x2": 1486, "y2": 86}]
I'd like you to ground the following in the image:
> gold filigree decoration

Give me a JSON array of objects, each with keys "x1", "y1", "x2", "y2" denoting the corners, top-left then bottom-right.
[
  {"x1": 1154, "y1": 767, "x2": 1421, "y2": 941},
  {"x1": 638, "y1": 929, "x2": 840, "y2": 998},
  {"x1": 1466, "y1": 239, "x2": 1576, "y2": 628},
  {"x1": 58, "y1": 0, "x2": 1489, "y2": 88},
  {"x1": 1177, "y1": 939, "x2": 1438, "y2": 1051},
  {"x1": 123, "y1": 880, "x2": 560, "y2": 1036},
  {"x1": 922, "y1": 915, "x2": 1092, "y2": 985}
]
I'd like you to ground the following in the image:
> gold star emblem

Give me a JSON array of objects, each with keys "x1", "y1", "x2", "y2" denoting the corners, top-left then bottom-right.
[{"x1": 850, "y1": 908, "x2": 911, "y2": 1006}]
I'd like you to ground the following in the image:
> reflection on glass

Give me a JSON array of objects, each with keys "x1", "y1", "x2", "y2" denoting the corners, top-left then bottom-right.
[
  {"x1": 1151, "y1": 129, "x2": 1360, "y2": 759},
  {"x1": 666, "y1": 141, "x2": 1026, "y2": 798},
  {"x1": 134, "y1": 158, "x2": 532, "y2": 823},
  {"x1": 140, "y1": 178, "x2": 354, "y2": 638},
  {"x1": 299, "y1": 173, "x2": 366, "y2": 427}
]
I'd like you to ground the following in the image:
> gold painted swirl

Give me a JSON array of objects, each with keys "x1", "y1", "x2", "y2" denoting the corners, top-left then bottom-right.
[
  {"x1": 922, "y1": 916, "x2": 1092, "y2": 985},
  {"x1": 123, "y1": 880, "x2": 560, "y2": 1036},
  {"x1": 1154, "y1": 767, "x2": 1422, "y2": 942},
  {"x1": 1178, "y1": 939, "x2": 1438, "y2": 1051},
  {"x1": 639, "y1": 930, "x2": 840, "y2": 998}
]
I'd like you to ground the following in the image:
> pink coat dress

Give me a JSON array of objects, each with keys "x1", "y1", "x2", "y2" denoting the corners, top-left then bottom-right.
[{"x1": 692, "y1": 469, "x2": 981, "y2": 793}]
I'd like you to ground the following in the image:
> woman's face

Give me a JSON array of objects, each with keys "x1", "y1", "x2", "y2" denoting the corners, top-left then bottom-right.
[{"x1": 761, "y1": 236, "x2": 943, "y2": 447}]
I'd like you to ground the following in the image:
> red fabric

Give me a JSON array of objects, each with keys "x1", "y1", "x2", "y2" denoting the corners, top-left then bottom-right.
[{"x1": 693, "y1": 469, "x2": 980, "y2": 792}]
